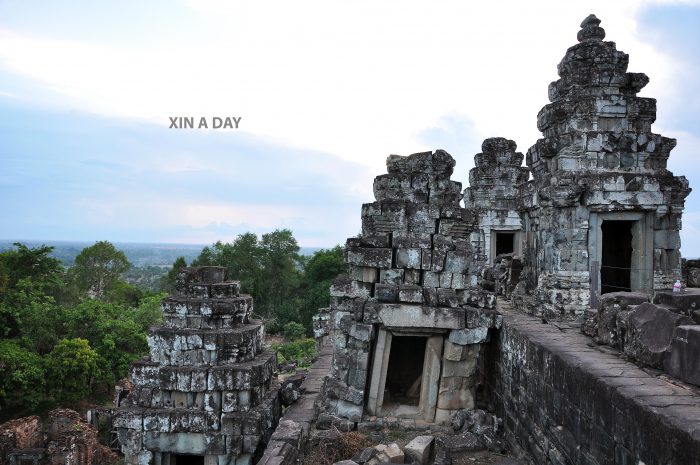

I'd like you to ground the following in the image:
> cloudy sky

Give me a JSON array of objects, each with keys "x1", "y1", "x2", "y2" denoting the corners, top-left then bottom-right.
[{"x1": 0, "y1": 0, "x2": 699, "y2": 254}]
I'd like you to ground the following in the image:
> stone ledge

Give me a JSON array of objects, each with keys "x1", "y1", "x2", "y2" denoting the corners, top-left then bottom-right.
[{"x1": 487, "y1": 305, "x2": 700, "y2": 465}]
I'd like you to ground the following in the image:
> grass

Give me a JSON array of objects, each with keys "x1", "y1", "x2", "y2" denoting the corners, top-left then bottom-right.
[{"x1": 304, "y1": 431, "x2": 369, "y2": 465}]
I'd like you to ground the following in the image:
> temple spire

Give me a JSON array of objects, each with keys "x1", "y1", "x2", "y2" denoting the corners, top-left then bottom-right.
[{"x1": 577, "y1": 14, "x2": 606, "y2": 42}]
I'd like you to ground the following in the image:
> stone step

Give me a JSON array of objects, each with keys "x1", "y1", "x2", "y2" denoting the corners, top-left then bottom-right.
[
  {"x1": 163, "y1": 295, "x2": 253, "y2": 316},
  {"x1": 148, "y1": 322, "x2": 264, "y2": 366},
  {"x1": 129, "y1": 350, "x2": 277, "y2": 392}
]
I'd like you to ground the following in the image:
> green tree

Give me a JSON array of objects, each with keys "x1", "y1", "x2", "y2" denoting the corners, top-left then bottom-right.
[
  {"x1": 257, "y1": 229, "x2": 301, "y2": 318},
  {"x1": 71, "y1": 241, "x2": 130, "y2": 299},
  {"x1": 0, "y1": 339, "x2": 46, "y2": 413},
  {"x1": 0, "y1": 243, "x2": 66, "y2": 339},
  {"x1": 47, "y1": 338, "x2": 100, "y2": 403},
  {"x1": 298, "y1": 246, "x2": 345, "y2": 330},
  {"x1": 160, "y1": 256, "x2": 187, "y2": 292},
  {"x1": 283, "y1": 322, "x2": 306, "y2": 341}
]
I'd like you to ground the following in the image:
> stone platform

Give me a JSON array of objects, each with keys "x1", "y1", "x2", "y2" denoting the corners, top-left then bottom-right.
[{"x1": 486, "y1": 302, "x2": 700, "y2": 465}]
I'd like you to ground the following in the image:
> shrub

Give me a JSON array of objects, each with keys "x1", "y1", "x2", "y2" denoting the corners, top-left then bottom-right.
[
  {"x1": 283, "y1": 321, "x2": 306, "y2": 341},
  {"x1": 273, "y1": 338, "x2": 316, "y2": 368}
]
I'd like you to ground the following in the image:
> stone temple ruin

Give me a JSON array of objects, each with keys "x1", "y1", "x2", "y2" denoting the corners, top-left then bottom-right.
[
  {"x1": 114, "y1": 267, "x2": 280, "y2": 465},
  {"x1": 103, "y1": 14, "x2": 700, "y2": 465},
  {"x1": 318, "y1": 150, "x2": 500, "y2": 426},
  {"x1": 509, "y1": 14, "x2": 691, "y2": 318}
]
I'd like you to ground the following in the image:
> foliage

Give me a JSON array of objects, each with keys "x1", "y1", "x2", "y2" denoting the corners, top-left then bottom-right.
[
  {"x1": 0, "y1": 339, "x2": 46, "y2": 412},
  {"x1": 160, "y1": 256, "x2": 187, "y2": 292},
  {"x1": 71, "y1": 241, "x2": 131, "y2": 299},
  {"x1": 191, "y1": 232, "x2": 345, "y2": 334},
  {"x1": 273, "y1": 338, "x2": 316, "y2": 368},
  {"x1": 283, "y1": 322, "x2": 306, "y2": 341},
  {"x1": 47, "y1": 338, "x2": 100, "y2": 403},
  {"x1": 0, "y1": 231, "x2": 344, "y2": 420},
  {"x1": 0, "y1": 242, "x2": 163, "y2": 420}
]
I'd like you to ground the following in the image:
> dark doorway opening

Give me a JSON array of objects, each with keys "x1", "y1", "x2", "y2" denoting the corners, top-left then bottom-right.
[
  {"x1": 601, "y1": 220, "x2": 634, "y2": 294},
  {"x1": 385, "y1": 336, "x2": 426, "y2": 406},
  {"x1": 173, "y1": 455, "x2": 205, "y2": 465},
  {"x1": 495, "y1": 232, "x2": 515, "y2": 257}
]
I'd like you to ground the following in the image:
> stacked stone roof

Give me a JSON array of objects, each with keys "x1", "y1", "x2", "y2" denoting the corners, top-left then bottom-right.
[
  {"x1": 114, "y1": 267, "x2": 279, "y2": 465},
  {"x1": 529, "y1": 14, "x2": 678, "y2": 178},
  {"x1": 465, "y1": 137, "x2": 530, "y2": 211}
]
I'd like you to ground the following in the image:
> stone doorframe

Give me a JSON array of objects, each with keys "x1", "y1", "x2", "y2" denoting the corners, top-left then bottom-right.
[
  {"x1": 365, "y1": 328, "x2": 444, "y2": 422},
  {"x1": 588, "y1": 211, "x2": 654, "y2": 295}
]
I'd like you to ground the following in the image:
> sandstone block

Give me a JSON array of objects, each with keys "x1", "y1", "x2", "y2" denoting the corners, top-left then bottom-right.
[
  {"x1": 449, "y1": 327, "x2": 489, "y2": 345},
  {"x1": 404, "y1": 435, "x2": 434, "y2": 465},
  {"x1": 347, "y1": 247, "x2": 393, "y2": 268},
  {"x1": 663, "y1": 325, "x2": 700, "y2": 386},
  {"x1": 623, "y1": 303, "x2": 693, "y2": 368}
]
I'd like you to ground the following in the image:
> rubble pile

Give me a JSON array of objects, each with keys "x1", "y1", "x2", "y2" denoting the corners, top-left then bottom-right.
[{"x1": 0, "y1": 409, "x2": 117, "y2": 465}]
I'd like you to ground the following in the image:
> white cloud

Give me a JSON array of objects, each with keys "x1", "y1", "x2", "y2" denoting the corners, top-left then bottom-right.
[{"x1": 0, "y1": 0, "x2": 689, "y2": 172}]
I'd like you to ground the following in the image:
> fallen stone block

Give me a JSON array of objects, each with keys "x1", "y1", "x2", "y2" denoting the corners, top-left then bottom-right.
[
  {"x1": 664, "y1": 325, "x2": 700, "y2": 386},
  {"x1": 404, "y1": 435, "x2": 434, "y2": 465},
  {"x1": 384, "y1": 443, "x2": 404, "y2": 463},
  {"x1": 623, "y1": 303, "x2": 693, "y2": 368},
  {"x1": 596, "y1": 291, "x2": 649, "y2": 347}
]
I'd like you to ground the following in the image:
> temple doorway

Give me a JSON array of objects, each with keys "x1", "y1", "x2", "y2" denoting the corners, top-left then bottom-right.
[
  {"x1": 173, "y1": 455, "x2": 205, "y2": 465},
  {"x1": 384, "y1": 336, "x2": 426, "y2": 407},
  {"x1": 601, "y1": 220, "x2": 634, "y2": 294}
]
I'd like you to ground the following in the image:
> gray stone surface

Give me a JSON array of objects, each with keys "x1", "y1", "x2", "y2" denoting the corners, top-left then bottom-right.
[
  {"x1": 404, "y1": 436, "x2": 434, "y2": 465},
  {"x1": 319, "y1": 150, "x2": 495, "y2": 424},
  {"x1": 487, "y1": 302, "x2": 700, "y2": 465},
  {"x1": 663, "y1": 325, "x2": 700, "y2": 386},
  {"x1": 115, "y1": 267, "x2": 281, "y2": 465},
  {"x1": 623, "y1": 302, "x2": 693, "y2": 368}
]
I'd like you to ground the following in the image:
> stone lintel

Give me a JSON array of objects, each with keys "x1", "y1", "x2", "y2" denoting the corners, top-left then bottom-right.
[{"x1": 377, "y1": 304, "x2": 465, "y2": 329}]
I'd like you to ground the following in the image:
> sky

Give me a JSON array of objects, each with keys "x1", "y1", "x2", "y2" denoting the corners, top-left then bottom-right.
[{"x1": 0, "y1": 0, "x2": 699, "y2": 254}]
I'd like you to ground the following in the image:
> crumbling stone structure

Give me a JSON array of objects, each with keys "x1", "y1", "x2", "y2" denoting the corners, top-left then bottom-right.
[
  {"x1": 114, "y1": 267, "x2": 280, "y2": 465},
  {"x1": 464, "y1": 137, "x2": 529, "y2": 266},
  {"x1": 0, "y1": 409, "x2": 117, "y2": 465},
  {"x1": 319, "y1": 150, "x2": 499, "y2": 427},
  {"x1": 466, "y1": 15, "x2": 691, "y2": 318},
  {"x1": 524, "y1": 15, "x2": 691, "y2": 316}
]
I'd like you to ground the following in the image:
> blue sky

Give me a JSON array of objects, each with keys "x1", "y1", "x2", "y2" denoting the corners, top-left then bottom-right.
[{"x1": 0, "y1": 1, "x2": 699, "y2": 253}]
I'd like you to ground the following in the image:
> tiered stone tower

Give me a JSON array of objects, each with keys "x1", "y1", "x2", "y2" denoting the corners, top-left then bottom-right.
[
  {"x1": 319, "y1": 150, "x2": 499, "y2": 427},
  {"x1": 114, "y1": 267, "x2": 280, "y2": 465},
  {"x1": 464, "y1": 137, "x2": 530, "y2": 265},
  {"x1": 518, "y1": 15, "x2": 691, "y2": 317}
]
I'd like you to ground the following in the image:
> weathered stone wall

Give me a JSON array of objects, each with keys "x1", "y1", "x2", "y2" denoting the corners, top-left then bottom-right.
[
  {"x1": 464, "y1": 137, "x2": 529, "y2": 266},
  {"x1": 484, "y1": 307, "x2": 700, "y2": 465},
  {"x1": 320, "y1": 150, "x2": 498, "y2": 427},
  {"x1": 509, "y1": 15, "x2": 691, "y2": 318},
  {"x1": 114, "y1": 267, "x2": 281, "y2": 465},
  {"x1": 0, "y1": 409, "x2": 118, "y2": 465}
]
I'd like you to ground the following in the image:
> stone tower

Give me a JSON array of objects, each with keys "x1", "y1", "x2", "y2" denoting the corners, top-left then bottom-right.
[
  {"x1": 519, "y1": 15, "x2": 691, "y2": 317},
  {"x1": 319, "y1": 150, "x2": 499, "y2": 427},
  {"x1": 114, "y1": 267, "x2": 280, "y2": 465},
  {"x1": 464, "y1": 137, "x2": 530, "y2": 266}
]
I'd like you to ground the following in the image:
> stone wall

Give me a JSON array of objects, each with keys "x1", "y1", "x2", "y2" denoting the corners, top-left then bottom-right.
[
  {"x1": 484, "y1": 307, "x2": 700, "y2": 465},
  {"x1": 319, "y1": 150, "x2": 498, "y2": 427}
]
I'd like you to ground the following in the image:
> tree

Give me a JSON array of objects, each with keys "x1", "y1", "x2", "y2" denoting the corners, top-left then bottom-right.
[
  {"x1": 47, "y1": 338, "x2": 100, "y2": 403},
  {"x1": 71, "y1": 241, "x2": 130, "y2": 299},
  {"x1": 298, "y1": 246, "x2": 345, "y2": 331},
  {"x1": 257, "y1": 230, "x2": 301, "y2": 318},
  {"x1": 0, "y1": 339, "x2": 46, "y2": 414},
  {"x1": 160, "y1": 256, "x2": 187, "y2": 292}
]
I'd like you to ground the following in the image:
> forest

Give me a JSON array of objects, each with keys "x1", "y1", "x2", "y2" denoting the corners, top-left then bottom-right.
[{"x1": 0, "y1": 229, "x2": 344, "y2": 421}]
